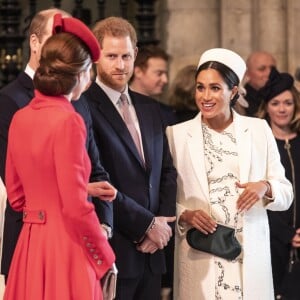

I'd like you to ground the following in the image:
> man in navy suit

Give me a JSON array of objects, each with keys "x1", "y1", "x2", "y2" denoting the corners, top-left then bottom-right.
[
  {"x1": 85, "y1": 17, "x2": 177, "y2": 300},
  {"x1": 0, "y1": 8, "x2": 116, "y2": 281}
]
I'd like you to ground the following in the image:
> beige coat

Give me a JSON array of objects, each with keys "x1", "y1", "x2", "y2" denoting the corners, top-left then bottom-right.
[{"x1": 166, "y1": 112, "x2": 293, "y2": 300}]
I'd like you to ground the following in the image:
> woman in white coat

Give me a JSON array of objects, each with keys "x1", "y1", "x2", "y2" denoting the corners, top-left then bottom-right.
[{"x1": 166, "y1": 48, "x2": 293, "y2": 300}]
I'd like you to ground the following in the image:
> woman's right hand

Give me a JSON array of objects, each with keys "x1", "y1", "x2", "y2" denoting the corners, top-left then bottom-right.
[{"x1": 180, "y1": 209, "x2": 217, "y2": 234}]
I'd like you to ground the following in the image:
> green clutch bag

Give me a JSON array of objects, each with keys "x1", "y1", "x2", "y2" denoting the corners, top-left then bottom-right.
[{"x1": 186, "y1": 224, "x2": 242, "y2": 260}]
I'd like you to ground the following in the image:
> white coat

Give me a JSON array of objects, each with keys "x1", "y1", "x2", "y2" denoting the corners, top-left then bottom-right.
[{"x1": 166, "y1": 112, "x2": 293, "y2": 300}]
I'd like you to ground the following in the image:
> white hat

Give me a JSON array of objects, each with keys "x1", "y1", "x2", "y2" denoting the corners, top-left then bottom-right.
[{"x1": 197, "y1": 48, "x2": 246, "y2": 82}]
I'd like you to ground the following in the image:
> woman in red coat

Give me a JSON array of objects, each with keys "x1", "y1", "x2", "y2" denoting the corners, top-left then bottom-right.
[{"x1": 4, "y1": 15, "x2": 115, "y2": 300}]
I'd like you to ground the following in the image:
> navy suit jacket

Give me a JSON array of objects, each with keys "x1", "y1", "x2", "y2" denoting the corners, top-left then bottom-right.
[
  {"x1": 84, "y1": 82, "x2": 177, "y2": 278},
  {"x1": 0, "y1": 72, "x2": 112, "y2": 277}
]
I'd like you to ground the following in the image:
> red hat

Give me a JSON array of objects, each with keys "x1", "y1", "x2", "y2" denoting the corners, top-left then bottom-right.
[{"x1": 52, "y1": 13, "x2": 100, "y2": 62}]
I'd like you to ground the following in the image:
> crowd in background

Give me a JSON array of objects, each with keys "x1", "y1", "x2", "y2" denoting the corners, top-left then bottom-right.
[{"x1": 0, "y1": 7, "x2": 299, "y2": 300}]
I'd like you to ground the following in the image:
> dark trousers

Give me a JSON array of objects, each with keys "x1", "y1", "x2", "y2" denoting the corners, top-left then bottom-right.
[
  {"x1": 161, "y1": 235, "x2": 174, "y2": 291},
  {"x1": 116, "y1": 256, "x2": 162, "y2": 300}
]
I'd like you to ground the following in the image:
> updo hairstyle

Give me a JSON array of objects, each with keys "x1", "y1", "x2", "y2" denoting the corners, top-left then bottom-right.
[{"x1": 34, "y1": 32, "x2": 92, "y2": 96}]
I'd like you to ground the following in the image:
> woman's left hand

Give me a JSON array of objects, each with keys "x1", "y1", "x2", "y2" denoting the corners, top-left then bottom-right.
[{"x1": 236, "y1": 181, "x2": 268, "y2": 212}]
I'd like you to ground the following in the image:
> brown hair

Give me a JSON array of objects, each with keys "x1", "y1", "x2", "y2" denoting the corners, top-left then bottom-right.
[
  {"x1": 129, "y1": 45, "x2": 169, "y2": 83},
  {"x1": 168, "y1": 65, "x2": 198, "y2": 111},
  {"x1": 29, "y1": 8, "x2": 70, "y2": 42},
  {"x1": 92, "y1": 16, "x2": 137, "y2": 48},
  {"x1": 34, "y1": 32, "x2": 92, "y2": 96},
  {"x1": 256, "y1": 86, "x2": 300, "y2": 133},
  {"x1": 134, "y1": 45, "x2": 169, "y2": 70}
]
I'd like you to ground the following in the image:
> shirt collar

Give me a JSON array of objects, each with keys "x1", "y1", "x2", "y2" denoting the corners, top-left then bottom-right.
[
  {"x1": 24, "y1": 64, "x2": 35, "y2": 79},
  {"x1": 95, "y1": 77, "x2": 131, "y2": 106}
]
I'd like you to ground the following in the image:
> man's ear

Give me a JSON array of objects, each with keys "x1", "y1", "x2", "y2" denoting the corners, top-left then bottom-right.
[
  {"x1": 134, "y1": 66, "x2": 144, "y2": 78},
  {"x1": 134, "y1": 46, "x2": 138, "y2": 60},
  {"x1": 30, "y1": 34, "x2": 39, "y2": 53}
]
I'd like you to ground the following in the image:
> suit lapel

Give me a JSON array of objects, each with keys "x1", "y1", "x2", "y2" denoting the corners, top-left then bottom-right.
[
  {"x1": 233, "y1": 112, "x2": 251, "y2": 183},
  {"x1": 186, "y1": 115, "x2": 210, "y2": 199},
  {"x1": 88, "y1": 83, "x2": 145, "y2": 168},
  {"x1": 185, "y1": 112, "x2": 251, "y2": 201}
]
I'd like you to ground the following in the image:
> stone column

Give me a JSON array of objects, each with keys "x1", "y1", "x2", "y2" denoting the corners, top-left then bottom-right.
[
  {"x1": 219, "y1": 0, "x2": 252, "y2": 60},
  {"x1": 157, "y1": 0, "x2": 300, "y2": 82},
  {"x1": 287, "y1": 0, "x2": 300, "y2": 75},
  {"x1": 161, "y1": 0, "x2": 220, "y2": 82},
  {"x1": 252, "y1": 0, "x2": 288, "y2": 70}
]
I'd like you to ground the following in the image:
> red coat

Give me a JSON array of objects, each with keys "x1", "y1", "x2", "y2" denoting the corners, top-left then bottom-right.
[{"x1": 4, "y1": 91, "x2": 115, "y2": 300}]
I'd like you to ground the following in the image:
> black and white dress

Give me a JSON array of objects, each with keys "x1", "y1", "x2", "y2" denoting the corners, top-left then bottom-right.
[{"x1": 202, "y1": 122, "x2": 243, "y2": 300}]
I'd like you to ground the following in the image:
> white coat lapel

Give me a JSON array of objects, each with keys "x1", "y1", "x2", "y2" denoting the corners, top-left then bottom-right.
[
  {"x1": 234, "y1": 112, "x2": 251, "y2": 183},
  {"x1": 186, "y1": 114, "x2": 210, "y2": 199}
]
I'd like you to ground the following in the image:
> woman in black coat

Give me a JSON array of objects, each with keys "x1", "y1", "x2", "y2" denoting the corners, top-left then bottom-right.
[{"x1": 257, "y1": 66, "x2": 300, "y2": 300}]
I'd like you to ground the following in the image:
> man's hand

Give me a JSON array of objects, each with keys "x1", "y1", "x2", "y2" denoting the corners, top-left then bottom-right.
[
  {"x1": 136, "y1": 237, "x2": 158, "y2": 254},
  {"x1": 146, "y1": 216, "x2": 176, "y2": 249},
  {"x1": 87, "y1": 181, "x2": 117, "y2": 202}
]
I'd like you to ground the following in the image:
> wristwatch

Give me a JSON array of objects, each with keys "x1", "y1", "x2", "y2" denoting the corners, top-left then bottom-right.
[{"x1": 101, "y1": 223, "x2": 113, "y2": 239}]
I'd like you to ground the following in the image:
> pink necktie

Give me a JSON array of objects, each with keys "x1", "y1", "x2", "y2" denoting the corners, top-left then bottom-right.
[{"x1": 119, "y1": 94, "x2": 144, "y2": 160}]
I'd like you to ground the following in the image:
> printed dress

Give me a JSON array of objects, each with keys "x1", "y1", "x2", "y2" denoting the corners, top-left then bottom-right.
[{"x1": 202, "y1": 122, "x2": 243, "y2": 300}]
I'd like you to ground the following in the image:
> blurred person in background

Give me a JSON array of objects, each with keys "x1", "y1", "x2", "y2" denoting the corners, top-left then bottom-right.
[
  {"x1": 130, "y1": 45, "x2": 177, "y2": 126},
  {"x1": 257, "y1": 66, "x2": 300, "y2": 300},
  {"x1": 130, "y1": 45, "x2": 169, "y2": 98},
  {"x1": 167, "y1": 64, "x2": 199, "y2": 123},
  {"x1": 244, "y1": 51, "x2": 276, "y2": 116}
]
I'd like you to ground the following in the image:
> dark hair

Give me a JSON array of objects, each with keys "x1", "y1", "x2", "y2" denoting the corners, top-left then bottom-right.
[
  {"x1": 196, "y1": 61, "x2": 240, "y2": 106},
  {"x1": 134, "y1": 45, "x2": 169, "y2": 69},
  {"x1": 34, "y1": 32, "x2": 92, "y2": 96},
  {"x1": 168, "y1": 65, "x2": 198, "y2": 111},
  {"x1": 129, "y1": 45, "x2": 169, "y2": 83}
]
